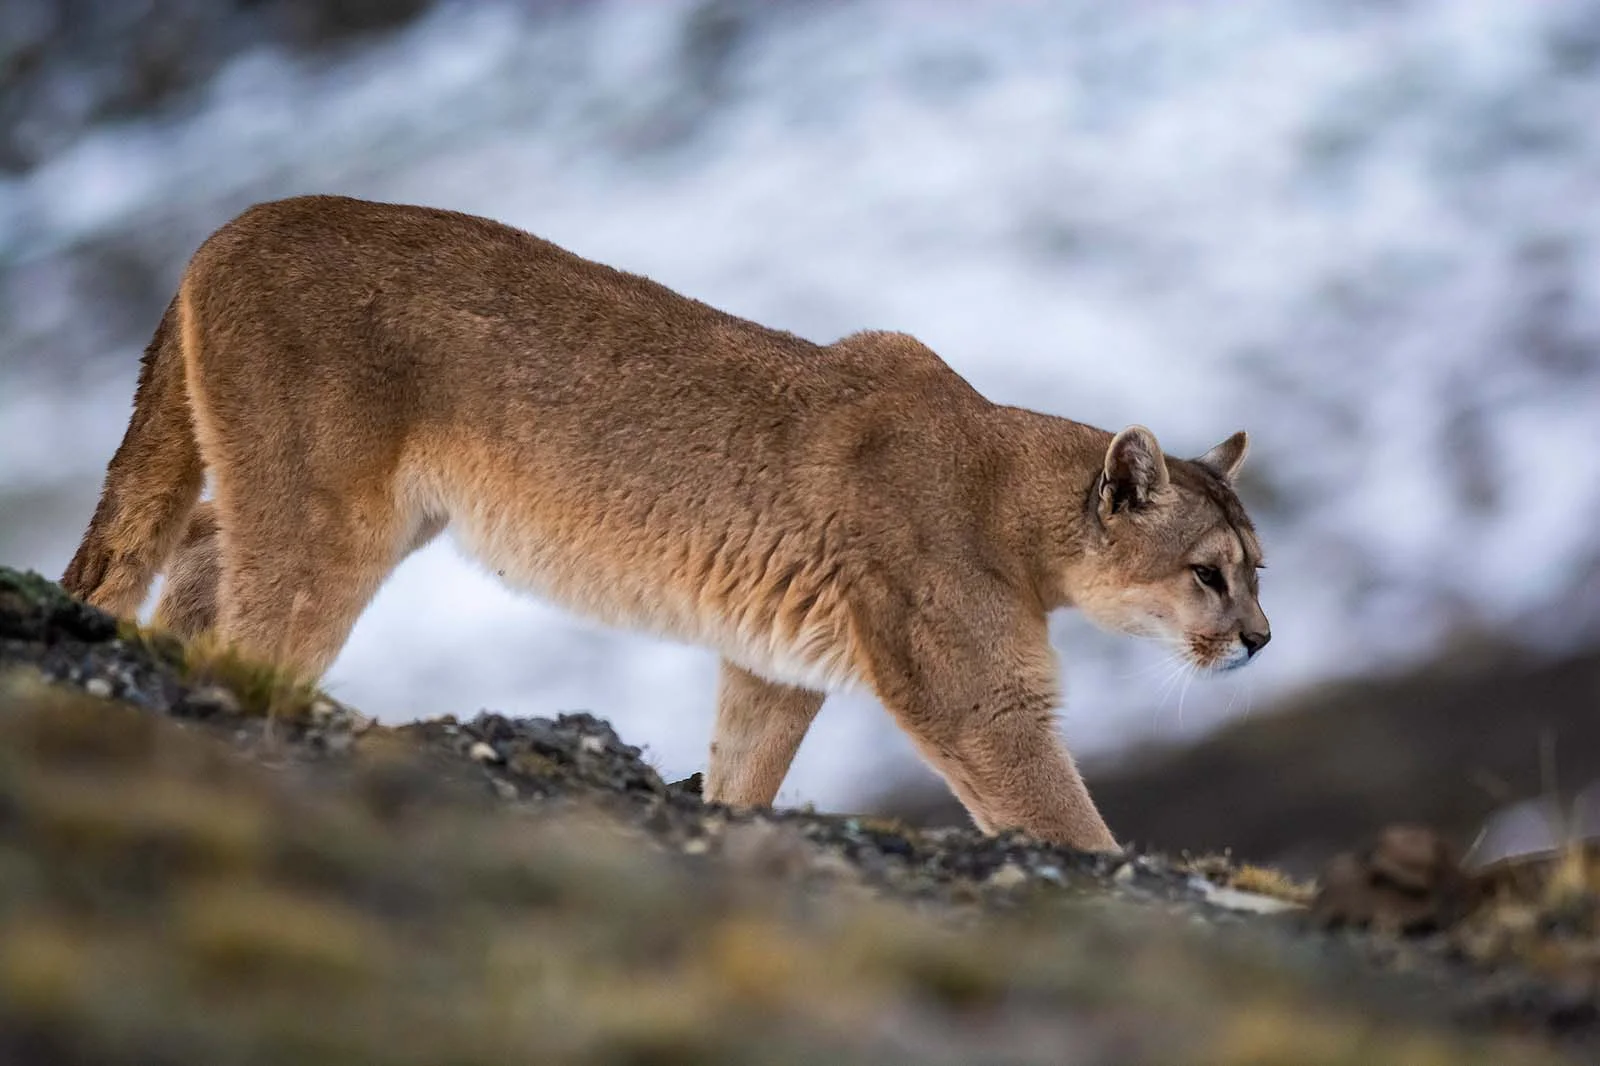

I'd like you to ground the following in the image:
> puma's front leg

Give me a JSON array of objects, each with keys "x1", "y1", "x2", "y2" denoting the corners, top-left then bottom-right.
[
  {"x1": 942, "y1": 697, "x2": 1119, "y2": 852},
  {"x1": 864, "y1": 596, "x2": 1121, "y2": 853},
  {"x1": 705, "y1": 660, "x2": 825, "y2": 808}
]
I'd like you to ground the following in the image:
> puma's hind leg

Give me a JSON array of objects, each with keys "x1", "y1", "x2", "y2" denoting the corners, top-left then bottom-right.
[
  {"x1": 207, "y1": 466, "x2": 426, "y2": 682},
  {"x1": 153, "y1": 500, "x2": 222, "y2": 639},
  {"x1": 705, "y1": 660, "x2": 825, "y2": 808}
]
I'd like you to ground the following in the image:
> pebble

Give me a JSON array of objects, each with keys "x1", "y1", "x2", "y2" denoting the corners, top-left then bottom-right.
[
  {"x1": 186, "y1": 684, "x2": 242, "y2": 717},
  {"x1": 988, "y1": 863, "x2": 1030, "y2": 890},
  {"x1": 468, "y1": 741, "x2": 502, "y2": 765},
  {"x1": 84, "y1": 677, "x2": 113, "y2": 699}
]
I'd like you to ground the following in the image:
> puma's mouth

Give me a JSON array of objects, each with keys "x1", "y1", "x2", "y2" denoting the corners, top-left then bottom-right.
[
  {"x1": 1214, "y1": 644, "x2": 1253, "y2": 672},
  {"x1": 1186, "y1": 634, "x2": 1252, "y2": 673}
]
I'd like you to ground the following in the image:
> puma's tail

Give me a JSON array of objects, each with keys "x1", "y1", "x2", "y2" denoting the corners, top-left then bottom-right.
[{"x1": 62, "y1": 292, "x2": 204, "y2": 617}]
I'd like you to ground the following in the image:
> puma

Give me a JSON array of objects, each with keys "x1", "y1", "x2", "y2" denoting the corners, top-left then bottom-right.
[{"x1": 63, "y1": 195, "x2": 1270, "y2": 852}]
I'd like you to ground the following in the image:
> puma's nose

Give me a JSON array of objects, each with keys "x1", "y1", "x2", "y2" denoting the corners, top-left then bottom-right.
[{"x1": 1241, "y1": 629, "x2": 1271, "y2": 657}]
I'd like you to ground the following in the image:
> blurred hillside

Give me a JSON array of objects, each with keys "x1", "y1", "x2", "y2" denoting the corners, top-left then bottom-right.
[{"x1": 2, "y1": 0, "x2": 1598, "y2": 815}]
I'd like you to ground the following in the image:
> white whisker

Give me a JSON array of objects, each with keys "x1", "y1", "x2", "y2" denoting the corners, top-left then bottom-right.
[
  {"x1": 1176, "y1": 662, "x2": 1198, "y2": 728},
  {"x1": 1119, "y1": 651, "x2": 1187, "y2": 682},
  {"x1": 1222, "y1": 676, "x2": 1241, "y2": 719}
]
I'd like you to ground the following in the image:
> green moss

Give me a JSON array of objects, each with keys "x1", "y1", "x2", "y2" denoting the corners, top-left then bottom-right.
[{"x1": 0, "y1": 565, "x2": 77, "y2": 611}]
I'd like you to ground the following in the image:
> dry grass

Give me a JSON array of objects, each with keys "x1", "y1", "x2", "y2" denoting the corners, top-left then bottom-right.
[
  {"x1": 1183, "y1": 851, "x2": 1317, "y2": 905},
  {"x1": 116, "y1": 619, "x2": 321, "y2": 723},
  {"x1": 1231, "y1": 863, "x2": 1318, "y2": 905},
  {"x1": 1459, "y1": 839, "x2": 1600, "y2": 985}
]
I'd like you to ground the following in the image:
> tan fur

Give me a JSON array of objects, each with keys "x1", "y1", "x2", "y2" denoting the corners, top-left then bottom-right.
[
  {"x1": 152, "y1": 501, "x2": 221, "y2": 637},
  {"x1": 64, "y1": 195, "x2": 1271, "y2": 852}
]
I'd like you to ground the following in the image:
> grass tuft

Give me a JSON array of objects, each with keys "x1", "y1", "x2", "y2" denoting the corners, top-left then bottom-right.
[
  {"x1": 113, "y1": 619, "x2": 321, "y2": 723},
  {"x1": 1184, "y1": 851, "x2": 1316, "y2": 905},
  {"x1": 179, "y1": 632, "x2": 321, "y2": 723},
  {"x1": 1231, "y1": 864, "x2": 1317, "y2": 905}
]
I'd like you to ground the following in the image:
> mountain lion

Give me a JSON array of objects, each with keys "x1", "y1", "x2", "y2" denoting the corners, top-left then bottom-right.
[{"x1": 64, "y1": 195, "x2": 1270, "y2": 852}]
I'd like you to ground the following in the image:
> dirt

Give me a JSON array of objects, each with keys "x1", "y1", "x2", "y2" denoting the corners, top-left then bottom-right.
[{"x1": 0, "y1": 564, "x2": 1594, "y2": 1064}]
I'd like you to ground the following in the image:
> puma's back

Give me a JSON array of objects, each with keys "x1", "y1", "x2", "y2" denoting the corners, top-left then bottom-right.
[
  {"x1": 64, "y1": 195, "x2": 1269, "y2": 853},
  {"x1": 173, "y1": 198, "x2": 988, "y2": 686}
]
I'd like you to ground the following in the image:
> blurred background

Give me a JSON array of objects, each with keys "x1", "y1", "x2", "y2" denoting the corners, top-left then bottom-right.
[{"x1": 2, "y1": 0, "x2": 1598, "y2": 873}]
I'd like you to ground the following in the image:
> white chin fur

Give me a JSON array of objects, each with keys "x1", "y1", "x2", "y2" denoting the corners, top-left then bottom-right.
[{"x1": 1214, "y1": 644, "x2": 1252, "y2": 672}]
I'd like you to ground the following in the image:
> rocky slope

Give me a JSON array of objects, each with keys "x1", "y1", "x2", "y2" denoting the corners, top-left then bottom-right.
[
  {"x1": 0, "y1": 564, "x2": 1594, "y2": 1064},
  {"x1": 877, "y1": 642, "x2": 1600, "y2": 878}
]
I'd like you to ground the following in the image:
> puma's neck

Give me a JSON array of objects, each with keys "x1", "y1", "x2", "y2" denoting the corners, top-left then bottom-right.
[{"x1": 992, "y1": 409, "x2": 1113, "y2": 614}]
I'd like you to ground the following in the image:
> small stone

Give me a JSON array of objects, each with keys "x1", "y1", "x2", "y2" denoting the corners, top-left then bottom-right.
[
  {"x1": 491, "y1": 778, "x2": 518, "y2": 801},
  {"x1": 987, "y1": 863, "x2": 1029, "y2": 890},
  {"x1": 183, "y1": 684, "x2": 241, "y2": 718},
  {"x1": 83, "y1": 677, "x2": 113, "y2": 699},
  {"x1": 473, "y1": 713, "x2": 514, "y2": 742},
  {"x1": 1112, "y1": 861, "x2": 1137, "y2": 885},
  {"x1": 468, "y1": 741, "x2": 502, "y2": 765},
  {"x1": 668, "y1": 772, "x2": 704, "y2": 797},
  {"x1": 579, "y1": 734, "x2": 606, "y2": 755},
  {"x1": 683, "y1": 837, "x2": 710, "y2": 855}
]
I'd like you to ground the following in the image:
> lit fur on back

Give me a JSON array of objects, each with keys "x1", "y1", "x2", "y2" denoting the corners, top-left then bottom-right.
[{"x1": 63, "y1": 196, "x2": 1270, "y2": 852}]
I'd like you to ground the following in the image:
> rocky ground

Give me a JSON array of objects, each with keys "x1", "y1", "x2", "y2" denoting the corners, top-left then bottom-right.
[
  {"x1": 878, "y1": 640, "x2": 1600, "y2": 879},
  {"x1": 0, "y1": 564, "x2": 1596, "y2": 1065}
]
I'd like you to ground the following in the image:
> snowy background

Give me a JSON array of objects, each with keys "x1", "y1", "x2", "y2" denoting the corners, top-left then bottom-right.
[{"x1": 3, "y1": 0, "x2": 1598, "y2": 811}]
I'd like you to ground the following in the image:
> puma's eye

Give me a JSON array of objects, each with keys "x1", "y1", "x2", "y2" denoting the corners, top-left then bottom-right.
[{"x1": 1192, "y1": 565, "x2": 1226, "y2": 592}]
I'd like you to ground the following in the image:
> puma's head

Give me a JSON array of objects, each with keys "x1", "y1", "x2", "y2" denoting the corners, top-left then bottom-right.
[{"x1": 1066, "y1": 426, "x2": 1270, "y2": 672}]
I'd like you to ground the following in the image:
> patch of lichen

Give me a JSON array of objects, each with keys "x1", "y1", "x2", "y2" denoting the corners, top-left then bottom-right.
[{"x1": 0, "y1": 675, "x2": 1562, "y2": 1065}]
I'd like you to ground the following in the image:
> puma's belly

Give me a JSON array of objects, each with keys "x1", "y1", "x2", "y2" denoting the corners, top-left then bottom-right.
[{"x1": 422, "y1": 468, "x2": 861, "y2": 695}]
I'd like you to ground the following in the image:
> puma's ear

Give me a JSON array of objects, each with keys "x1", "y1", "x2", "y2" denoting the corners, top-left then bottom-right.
[
  {"x1": 1196, "y1": 430, "x2": 1249, "y2": 482},
  {"x1": 1102, "y1": 425, "x2": 1170, "y2": 513}
]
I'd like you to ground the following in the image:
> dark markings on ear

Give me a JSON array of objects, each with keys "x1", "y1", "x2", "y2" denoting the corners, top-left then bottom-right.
[{"x1": 1102, "y1": 425, "x2": 1170, "y2": 514}]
